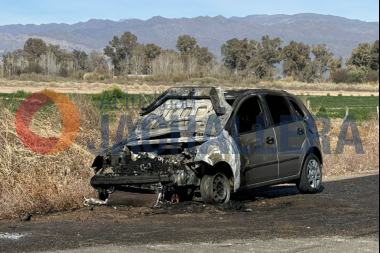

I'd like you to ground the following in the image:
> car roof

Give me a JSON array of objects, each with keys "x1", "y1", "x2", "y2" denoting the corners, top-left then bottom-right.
[{"x1": 223, "y1": 89, "x2": 291, "y2": 100}]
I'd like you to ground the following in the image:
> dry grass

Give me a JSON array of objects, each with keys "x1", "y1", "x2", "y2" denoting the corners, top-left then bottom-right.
[
  {"x1": 0, "y1": 95, "x2": 378, "y2": 219},
  {"x1": 322, "y1": 119, "x2": 379, "y2": 177},
  {"x1": 0, "y1": 77, "x2": 379, "y2": 95},
  {"x1": 0, "y1": 96, "x2": 102, "y2": 219}
]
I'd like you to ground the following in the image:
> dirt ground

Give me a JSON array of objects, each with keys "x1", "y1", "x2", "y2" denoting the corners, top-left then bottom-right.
[{"x1": 0, "y1": 173, "x2": 378, "y2": 253}]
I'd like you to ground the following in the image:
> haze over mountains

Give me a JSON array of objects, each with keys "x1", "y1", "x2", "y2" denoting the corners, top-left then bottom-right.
[{"x1": 0, "y1": 13, "x2": 378, "y2": 60}]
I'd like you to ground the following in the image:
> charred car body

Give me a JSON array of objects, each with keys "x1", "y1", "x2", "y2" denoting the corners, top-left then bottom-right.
[{"x1": 90, "y1": 87, "x2": 323, "y2": 205}]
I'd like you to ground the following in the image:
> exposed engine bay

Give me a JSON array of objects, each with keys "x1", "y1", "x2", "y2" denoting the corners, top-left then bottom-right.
[{"x1": 91, "y1": 147, "x2": 204, "y2": 205}]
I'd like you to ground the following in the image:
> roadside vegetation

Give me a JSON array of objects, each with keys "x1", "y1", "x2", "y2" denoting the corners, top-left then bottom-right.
[
  {"x1": 2, "y1": 34, "x2": 379, "y2": 86},
  {"x1": 0, "y1": 89, "x2": 379, "y2": 219}
]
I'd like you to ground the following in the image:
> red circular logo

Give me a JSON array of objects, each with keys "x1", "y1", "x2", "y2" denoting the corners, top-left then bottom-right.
[{"x1": 15, "y1": 90, "x2": 80, "y2": 155}]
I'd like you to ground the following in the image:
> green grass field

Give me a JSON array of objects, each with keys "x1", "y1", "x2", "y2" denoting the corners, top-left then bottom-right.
[
  {"x1": 299, "y1": 95, "x2": 379, "y2": 122},
  {"x1": 1, "y1": 90, "x2": 378, "y2": 123}
]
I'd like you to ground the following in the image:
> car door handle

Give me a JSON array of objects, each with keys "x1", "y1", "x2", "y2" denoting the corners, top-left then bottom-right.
[
  {"x1": 297, "y1": 128, "x2": 304, "y2": 135},
  {"x1": 266, "y1": 136, "x2": 275, "y2": 144}
]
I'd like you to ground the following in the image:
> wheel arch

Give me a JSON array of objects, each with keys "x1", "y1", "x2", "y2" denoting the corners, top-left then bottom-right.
[
  {"x1": 202, "y1": 161, "x2": 234, "y2": 179},
  {"x1": 301, "y1": 146, "x2": 323, "y2": 173}
]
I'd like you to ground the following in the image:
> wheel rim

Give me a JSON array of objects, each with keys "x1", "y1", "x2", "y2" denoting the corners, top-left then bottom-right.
[
  {"x1": 307, "y1": 159, "x2": 322, "y2": 189},
  {"x1": 213, "y1": 174, "x2": 228, "y2": 203}
]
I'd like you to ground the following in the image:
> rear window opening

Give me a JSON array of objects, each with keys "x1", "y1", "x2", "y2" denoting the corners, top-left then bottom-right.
[{"x1": 265, "y1": 95, "x2": 293, "y2": 126}]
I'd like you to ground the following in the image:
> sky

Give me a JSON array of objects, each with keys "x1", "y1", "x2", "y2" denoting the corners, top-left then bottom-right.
[{"x1": 0, "y1": 0, "x2": 378, "y2": 26}]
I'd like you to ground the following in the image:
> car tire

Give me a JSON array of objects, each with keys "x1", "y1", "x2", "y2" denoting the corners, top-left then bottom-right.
[
  {"x1": 200, "y1": 173, "x2": 231, "y2": 204},
  {"x1": 297, "y1": 154, "x2": 323, "y2": 194}
]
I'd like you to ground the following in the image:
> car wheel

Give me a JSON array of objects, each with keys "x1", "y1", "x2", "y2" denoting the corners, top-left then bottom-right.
[
  {"x1": 297, "y1": 154, "x2": 323, "y2": 194},
  {"x1": 200, "y1": 173, "x2": 231, "y2": 204}
]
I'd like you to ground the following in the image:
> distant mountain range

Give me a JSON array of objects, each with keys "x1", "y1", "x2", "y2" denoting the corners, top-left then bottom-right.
[{"x1": 0, "y1": 13, "x2": 379, "y2": 61}]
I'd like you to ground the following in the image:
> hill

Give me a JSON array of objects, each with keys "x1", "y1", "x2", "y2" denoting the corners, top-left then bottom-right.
[{"x1": 0, "y1": 13, "x2": 378, "y2": 60}]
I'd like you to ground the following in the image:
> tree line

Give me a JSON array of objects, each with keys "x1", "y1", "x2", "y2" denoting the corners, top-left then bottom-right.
[
  {"x1": 2, "y1": 32, "x2": 379, "y2": 83},
  {"x1": 221, "y1": 36, "x2": 379, "y2": 83},
  {"x1": 2, "y1": 38, "x2": 109, "y2": 78}
]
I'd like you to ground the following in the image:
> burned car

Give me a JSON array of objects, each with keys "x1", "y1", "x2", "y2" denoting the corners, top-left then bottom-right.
[{"x1": 90, "y1": 87, "x2": 323, "y2": 206}]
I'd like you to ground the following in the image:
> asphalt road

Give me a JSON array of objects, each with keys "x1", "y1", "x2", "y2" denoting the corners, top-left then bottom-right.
[{"x1": 0, "y1": 175, "x2": 378, "y2": 253}]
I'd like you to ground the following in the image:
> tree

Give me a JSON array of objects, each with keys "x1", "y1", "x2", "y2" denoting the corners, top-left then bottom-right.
[
  {"x1": 23, "y1": 38, "x2": 47, "y2": 62},
  {"x1": 131, "y1": 45, "x2": 146, "y2": 74},
  {"x1": 193, "y1": 46, "x2": 215, "y2": 66},
  {"x1": 259, "y1": 36, "x2": 283, "y2": 66},
  {"x1": 89, "y1": 50, "x2": 107, "y2": 72},
  {"x1": 104, "y1": 32, "x2": 138, "y2": 75},
  {"x1": 150, "y1": 49, "x2": 183, "y2": 74},
  {"x1": 247, "y1": 56, "x2": 271, "y2": 79},
  {"x1": 176, "y1": 35, "x2": 197, "y2": 55},
  {"x1": 143, "y1": 43, "x2": 162, "y2": 74},
  {"x1": 72, "y1": 50, "x2": 88, "y2": 71},
  {"x1": 370, "y1": 40, "x2": 379, "y2": 72},
  {"x1": 144, "y1": 43, "x2": 162, "y2": 61},
  {"x1": 311, "y1": 44, "x2": 334, "y2": 82},
  {"x1": 246, "y1": 36, "x2": 283, "y2": 78},
  {"x1": 3, "y1": 50, "x2": 25, "y2": 76},
  {"x1": 282, "y1": 41, "x2": 311, "y2": 81},
  {"x1": 346, "y1": 43, "x2": 372, "y2": 70},
  {"x1": 327, "y1": 57, "x2": 343, "y2": 73},
  {"x1": 221, "y1": 38, "x2": 250, "y2": 72}
]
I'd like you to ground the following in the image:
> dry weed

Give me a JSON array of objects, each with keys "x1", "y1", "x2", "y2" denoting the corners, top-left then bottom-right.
[
  {"x1": 322, "y1": 119, "x2": 379, "y2": 177},
  {"x1": 0, "y1": 96, "x2": 101, "y2": 219}
]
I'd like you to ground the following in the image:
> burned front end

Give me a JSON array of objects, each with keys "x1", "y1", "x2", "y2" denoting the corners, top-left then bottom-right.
[{"x1": 90, "y1": 87, "x2": 239, "y2": 206}]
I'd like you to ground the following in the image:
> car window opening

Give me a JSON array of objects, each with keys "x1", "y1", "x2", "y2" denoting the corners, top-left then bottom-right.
[{"x1": 236, "y1": 96, "x2": 266, "y2": 134}]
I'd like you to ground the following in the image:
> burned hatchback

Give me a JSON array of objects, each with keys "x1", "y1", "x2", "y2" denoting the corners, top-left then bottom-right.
[{"x1": 90, "y1": 87, "x2": 323, "y2": 206}]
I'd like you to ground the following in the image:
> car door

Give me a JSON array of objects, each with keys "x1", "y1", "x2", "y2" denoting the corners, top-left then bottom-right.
[
  {"x1": 264, "y1": 95, "x2": 307, "y2": 178},
  {"x1": 232, "y1": 95, "x2": 279, "y2": 186}
]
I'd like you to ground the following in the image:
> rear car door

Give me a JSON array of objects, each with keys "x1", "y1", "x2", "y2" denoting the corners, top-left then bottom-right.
[
  {"x1": 264, "y1": 95, "x2": 307, "y2": 178},
  {"x1": 233, "y1": 95, "x2": 279, "y2": 186}
]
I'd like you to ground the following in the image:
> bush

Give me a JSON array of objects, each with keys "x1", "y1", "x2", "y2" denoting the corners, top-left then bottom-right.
[
  {"x1": 59, "y1": 65, "x2": 69, "y2": 78},
  {"x1": 92, "y1": 86, "x2": 125, "y2": 101},
  {"x1": 330, "y1": 69, "x2": 350, "y2": 84},
  {"x1": 25, "y1": 62, "x2": 43, "y2": 74},
  {"x1": 366, "y1": 71, "x2": 379, "y2": 83},
  {"x1": 317, "y1": 106, "x2": 327, "y2": 114},
  {"x1": 243, "y1": 77, "x2": 260, "y2": 85},
  {"x1": 70, "y1": 71, "x2": 85, "y2": 80},
  {"x1": 348, "y1": 69, "x2": 366, "y2": 83},
  {"x1": 95, "y1": 65, "x2": 110, "y2": 76},
  {"x1": 172, "y1": 73, "x2": 189, "y2": 83},
  {"x1": 282, "y1": 76, "x2": 294, "y2": 83},
  {"x1": 83, "y1": 72, "x2": 100, "y2": 82}
]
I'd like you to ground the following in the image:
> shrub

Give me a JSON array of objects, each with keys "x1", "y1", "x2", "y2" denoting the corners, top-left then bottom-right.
[
  {"x1": 282, "y1": 76, "x2": 294, "y2": 83},
  {"x1": 172, "y1": 73, "x2": 189, "y2": 83},
  {"x1": 330, "y1": 69, "x2": 350, "y2": 84},
  {"x1": 59, "y1": 65, "x2": 69, "y2": 78},
  {"x1": 95, "y1": 65, "x2": 110, "y2": 76},
  {"x1": 83, "y1": 72, "x2": 100, "y2": 82},
  {"x1": 70, "y1": 71, "x2": 85, "y2": 80},
  {"x1": 366, "y1": 70, "x2": 379, "y2": 83},
  {"x1": 25, "y1": 62, "x2": 44, "y2": 74},
  {"x1": 317, "y1": 106, "x2": 327, "y2": 114},
  {"x1": 348, "y1": 69, "x2": 366, "y2": 83},
  {"x1": 243, "y1": 77, "x2": 260, "y2": 85},
  {"x1": 92, "y1": 86, "x2": 125, "y2": 101}
]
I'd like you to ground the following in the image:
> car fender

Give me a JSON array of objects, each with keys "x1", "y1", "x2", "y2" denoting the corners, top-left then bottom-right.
[{"x1": 194, "y1": 130, "x2": 241, "y2": 192}]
